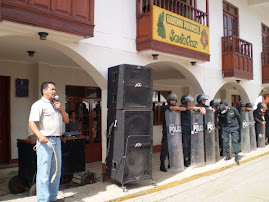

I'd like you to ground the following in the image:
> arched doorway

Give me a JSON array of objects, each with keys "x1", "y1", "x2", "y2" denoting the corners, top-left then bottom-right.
[
  {"x1": 213, "y1": 82, "x2": 250, "y2": 107},
  {"x1": 0, "y1": 35, "x2": 106, "y2": 163},
  {"x1": 146, "y1": 61, "x2": 205, "y2": 150}
]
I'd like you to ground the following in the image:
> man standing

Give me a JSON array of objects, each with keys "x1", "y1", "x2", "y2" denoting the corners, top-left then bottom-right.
[
  {"x1": 254, "y1": 102, "x2": 266, "y2": 146},
  {"x1": 180, "y1": 95, "x2": 206, "y2": 167},
  {"x1": 237, "y1": 101, "x2": 247, "y2": 144},
  {"x1": 195, "y1": 95, "x2": 215, "y2": 112},
  {"x1": 218, "y1": 102, "x2": 241, "y2": 164},
  {"x1": 29, "y1": 82, "x2": 69, "y2": 202},
  {"x1": 265, "y1": 103, "x2": 269, "y2": 144},
  {"x1": 160, "y1": 93, "x2": 186, "y2": 172}
]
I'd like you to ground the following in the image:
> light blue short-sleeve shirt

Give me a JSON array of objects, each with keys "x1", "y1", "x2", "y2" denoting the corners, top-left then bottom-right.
[{"x1": 29, "y1": 97, "x2": 63, "y2": 137}]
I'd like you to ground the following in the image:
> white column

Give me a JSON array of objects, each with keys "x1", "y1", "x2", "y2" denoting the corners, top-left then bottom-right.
[{"x1": 101, "y1": 88, "x2": 108, "y2": 163}]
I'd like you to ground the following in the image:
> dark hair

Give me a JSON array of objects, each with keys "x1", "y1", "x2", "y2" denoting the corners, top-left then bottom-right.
[
  {"x1": 69, "y1": 111, "x2": 75, "y2": 116},
  {"x1": 41, "y1": 81, "x2": 55, "y2": 95}
]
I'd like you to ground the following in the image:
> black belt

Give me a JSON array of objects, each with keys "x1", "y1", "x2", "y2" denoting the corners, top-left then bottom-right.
[{"x1": 46, "y1": 136, "x2": 61, "y2": 138}]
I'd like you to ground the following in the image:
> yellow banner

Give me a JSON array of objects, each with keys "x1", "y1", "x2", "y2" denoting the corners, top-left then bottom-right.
[{"x1": 152, "y1": 5, "x2": 210, "y2": 54}]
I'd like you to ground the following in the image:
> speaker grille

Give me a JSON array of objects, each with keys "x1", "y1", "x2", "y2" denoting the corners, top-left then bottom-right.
[
  {"x1": 125, "y1": 67, "x2": 152, "y2": 85},
  {"x1": 107, "y1": 64, "x2": 153, "y2": 110},
  {"x1": 125, "y1": 148, "x2": 151, "y2": 179},
  {"x1": 124, "y1": 87, "x2": 152, "y2": 109},
  {"x1": 106, "y1": 110, "x2": 153, "y2": 184}
]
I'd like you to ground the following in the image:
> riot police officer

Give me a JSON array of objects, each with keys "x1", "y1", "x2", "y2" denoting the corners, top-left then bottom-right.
[
  {"x1": 265, "y1": 103, "x2": 269, "y2": 144},
  {"x1": 238, "y1": 101, "x2": 246, "y2": 113},
  {"x1": 218, "y1": 102, "x2": 241, "y2": 164},
  {"x1": 237, "y1": 101, "x2": 247, "y2": 144},
  {"x1": 160, "y1": 93, "x2": 186, "y2": 172},
  {"x1": 210, "y1": 99, "x2": 221, "y2": 121},
  {"x1": 217, "y1": 100, "x2": 229, "y2": 156},
  {"x1": 254, "y1": 102, "x2": 266, "y2": 146},
  {"x1": 196, "y1": 95, "x2": 215, "y2": 112},
  {"x1": 180, "y1": 95, "x2": 206, "y2": 167}
]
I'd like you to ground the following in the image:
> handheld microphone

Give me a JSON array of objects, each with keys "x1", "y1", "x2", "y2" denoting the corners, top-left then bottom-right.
[{"x1": 54, "y1": 95, "x2": 60, "y2": 102}]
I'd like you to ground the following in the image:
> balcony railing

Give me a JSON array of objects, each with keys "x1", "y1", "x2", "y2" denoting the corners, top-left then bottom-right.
[
  {"x1": 262, "y1": 52, "x2": 269, "y2": 83},
  {"x1": 139, "y1": 0, "x2": 208, "y2": 26},
  {"x1": 222, "y1": 35, "x2": 253, "y2": 80},
  {"x1": 0, "y1": 0, "x2": 94, "y2": 37},
  {"x1": 136, "y1": 0, "x2": 210, "y2": 61}
]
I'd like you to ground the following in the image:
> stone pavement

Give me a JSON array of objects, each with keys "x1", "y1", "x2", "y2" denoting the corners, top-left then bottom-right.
[{"x1": 1, "y1": 146, "x2": 269, "y2": 202}]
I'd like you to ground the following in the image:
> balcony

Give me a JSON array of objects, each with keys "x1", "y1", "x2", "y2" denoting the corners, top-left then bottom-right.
[
  {"x1": 222, "y1": 36, "x2": 253, "y2": 80},
  {"x1": 262, "y1": 52, "x2": 269, "y2": 83},
  {"x1": 136, "y1": 0, "x2": 210, "y2": 61},
  {"x1": 0, "y1": 0, "x2": 94, "y2": 37}
]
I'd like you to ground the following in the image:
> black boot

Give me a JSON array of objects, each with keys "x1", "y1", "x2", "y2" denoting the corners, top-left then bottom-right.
[
  {"x1": 224, "y1": 153, "x2": 231, "y2": 161},
  {"x1": 235, "y1": 153, "x2": 239, "y2": 165},
  {"x1": 168, "y1": 162, "x2": 170, "y2": 169},
  {"x1": 160, "y1": 162, "x2": 167, "y2": 172},
  {"x1": 184, "y1": 159, "x2": 190, "y2": 167},
  {"x1": 220, "y1": 149, "x2": 224, "y2": 156}
]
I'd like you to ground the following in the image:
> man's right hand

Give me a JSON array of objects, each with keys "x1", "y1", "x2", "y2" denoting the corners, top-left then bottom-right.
[
  {"x1": 200, "y1": 107, "x2": 206, "y2": 114},
  {"x1": 39, "y1": 135, "x2": 48, "y2": 144}
]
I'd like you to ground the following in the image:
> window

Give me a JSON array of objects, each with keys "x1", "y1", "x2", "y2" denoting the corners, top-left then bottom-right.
[
  {"x1": 262, "y1": 23, "x2": 269, "y2": 52},
  {"x1": 153, "y1": 91, "x2": 171, "y2": 125},
  {"x1": 223, "y1": 1, "x2": 238, "y2": 37},
  {"x1": 65, "y1": 86, "x2": 101, "y2": 98}
]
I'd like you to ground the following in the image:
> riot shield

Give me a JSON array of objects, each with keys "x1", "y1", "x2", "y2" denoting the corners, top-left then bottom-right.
[
  {"x1": 191, "y1": 111, "x2": 205, "y2": 167},
  {"x1": 215, "y1": 129, "x2": 220, "y2": 162},
  {"x1": 165, "y1": 110, "x2": 184, "y2": 172},
  {"x1": 240, "y1": 111, "x2": 251, "y2": 153},
  {"x1": 204, "y1": 110, "x2": 216, "y2": 164},
  {"x1": 248, "y1": 112, "x2": 257, "y2": 150},
  {"x1": 256, "y1": 123, "x2": 265, "y2": 148}
]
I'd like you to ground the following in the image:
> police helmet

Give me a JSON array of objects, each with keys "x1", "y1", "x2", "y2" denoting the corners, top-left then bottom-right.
[
  {"x1": 238, "y1": 101, "x2": 246, "y2": 108},
  {"x1": 220, "y1": 100, "x2": 228, "y2": 106},
  {"x1": 220, "y1": 104, "x2": 227, "y2": 114},
  {"x1": 209, "y1": 100, "x2": 214, "y2": 107},
  {"x1": 257, "y1": 102, "x2": 266, "y2": 108},
  {"x1": 167, "y1": 93, "x2": 178, "y2": 102},
  {"x1": 246, "y1": 103, "x2": 253, "y2": 108},
  {"x1": 210, "y1": 99, "x2": 221, "y2": 107},
  {"x1": 197, "y1": 94, "x2": 208, "y2": 103},
  {"x1": 181, "y1": 95, "x2": 194, "y2": 104}
]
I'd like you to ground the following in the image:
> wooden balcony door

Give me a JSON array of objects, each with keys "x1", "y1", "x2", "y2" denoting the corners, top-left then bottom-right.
[
  {"x1": 262, "y1": 24, "x2": 269, "y2": 52},
  {"x1": 66, "y1": 98, "x2": 102, "y2": 163},
  {"x1": 223, "y1": 1, "x2": 238, "y2": 37},
  {"x1": 0, "y1": 76, "x2": 10, "y2": 164}
]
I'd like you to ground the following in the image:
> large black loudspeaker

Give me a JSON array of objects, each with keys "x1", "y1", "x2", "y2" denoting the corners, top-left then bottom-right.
[
  {"x1": 108, "y1": 64, "x2": 153, "y2": 110},
  {"x1": 106, "y1": 110, "x2": 153, "y2": 184}
]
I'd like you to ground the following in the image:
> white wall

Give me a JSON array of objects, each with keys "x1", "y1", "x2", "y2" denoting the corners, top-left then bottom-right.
[
  {"x1": 0, "y1": 60, "x2": 37, "y2": 159},
  {"x1": 1, "y1": 0, "x2": 269, "y2": 161},
  {"x1": 0, "y1": 60, "x2": 97, "y2": 159}
]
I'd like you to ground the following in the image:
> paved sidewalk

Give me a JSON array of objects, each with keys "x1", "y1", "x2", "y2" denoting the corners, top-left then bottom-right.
[{"x1": 1, "y1": 146, "x2": 269, "y2": 202}]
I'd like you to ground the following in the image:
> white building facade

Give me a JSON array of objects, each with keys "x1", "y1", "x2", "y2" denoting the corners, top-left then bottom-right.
[{"x1": 0, "y1": 0, "x2": 269, "y2": 170}]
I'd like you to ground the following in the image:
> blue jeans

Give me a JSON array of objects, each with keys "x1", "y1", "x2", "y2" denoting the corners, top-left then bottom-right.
[{"x1": 36, "y1": 137, "x2": 62, "y2": 202}]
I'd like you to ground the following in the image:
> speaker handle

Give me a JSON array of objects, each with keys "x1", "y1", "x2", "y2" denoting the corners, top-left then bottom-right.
[{"x1": 113, "y1": 118, "x2": 118, "y2": 128}]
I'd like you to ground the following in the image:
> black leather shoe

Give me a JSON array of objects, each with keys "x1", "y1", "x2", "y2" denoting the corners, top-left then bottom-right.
[
  {"x1": 184, "y1": 160, "x2": 190, "y2": 167},
  {"x1": 235, "y1": 153, "x2": 240, "y2": 165},
  {"x1": 224, "y1": 154, "x2": 231, "y2": 161},
  {"x1": 160, "y1": 165, "x2": 167, "y2": 172},
  {"x1": 220, "y1": 150, "x2": 224, "y2": 156},
  {"x1": 168, "y1": 163, "x2": 170, "y2": 169}
]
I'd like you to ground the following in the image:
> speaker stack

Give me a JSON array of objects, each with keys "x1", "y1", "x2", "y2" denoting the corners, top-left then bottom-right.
[{"x1": 106, "y1": 64, "x2": 153, "y2": 186}]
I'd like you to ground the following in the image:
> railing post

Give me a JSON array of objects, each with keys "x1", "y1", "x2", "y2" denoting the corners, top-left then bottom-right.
[
  {"x1": 206, "y1": 0, "x2": 209, "y2": 26},
  {"x1": 150, "y1": 0, "x2": 154, "y2": 11}
]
